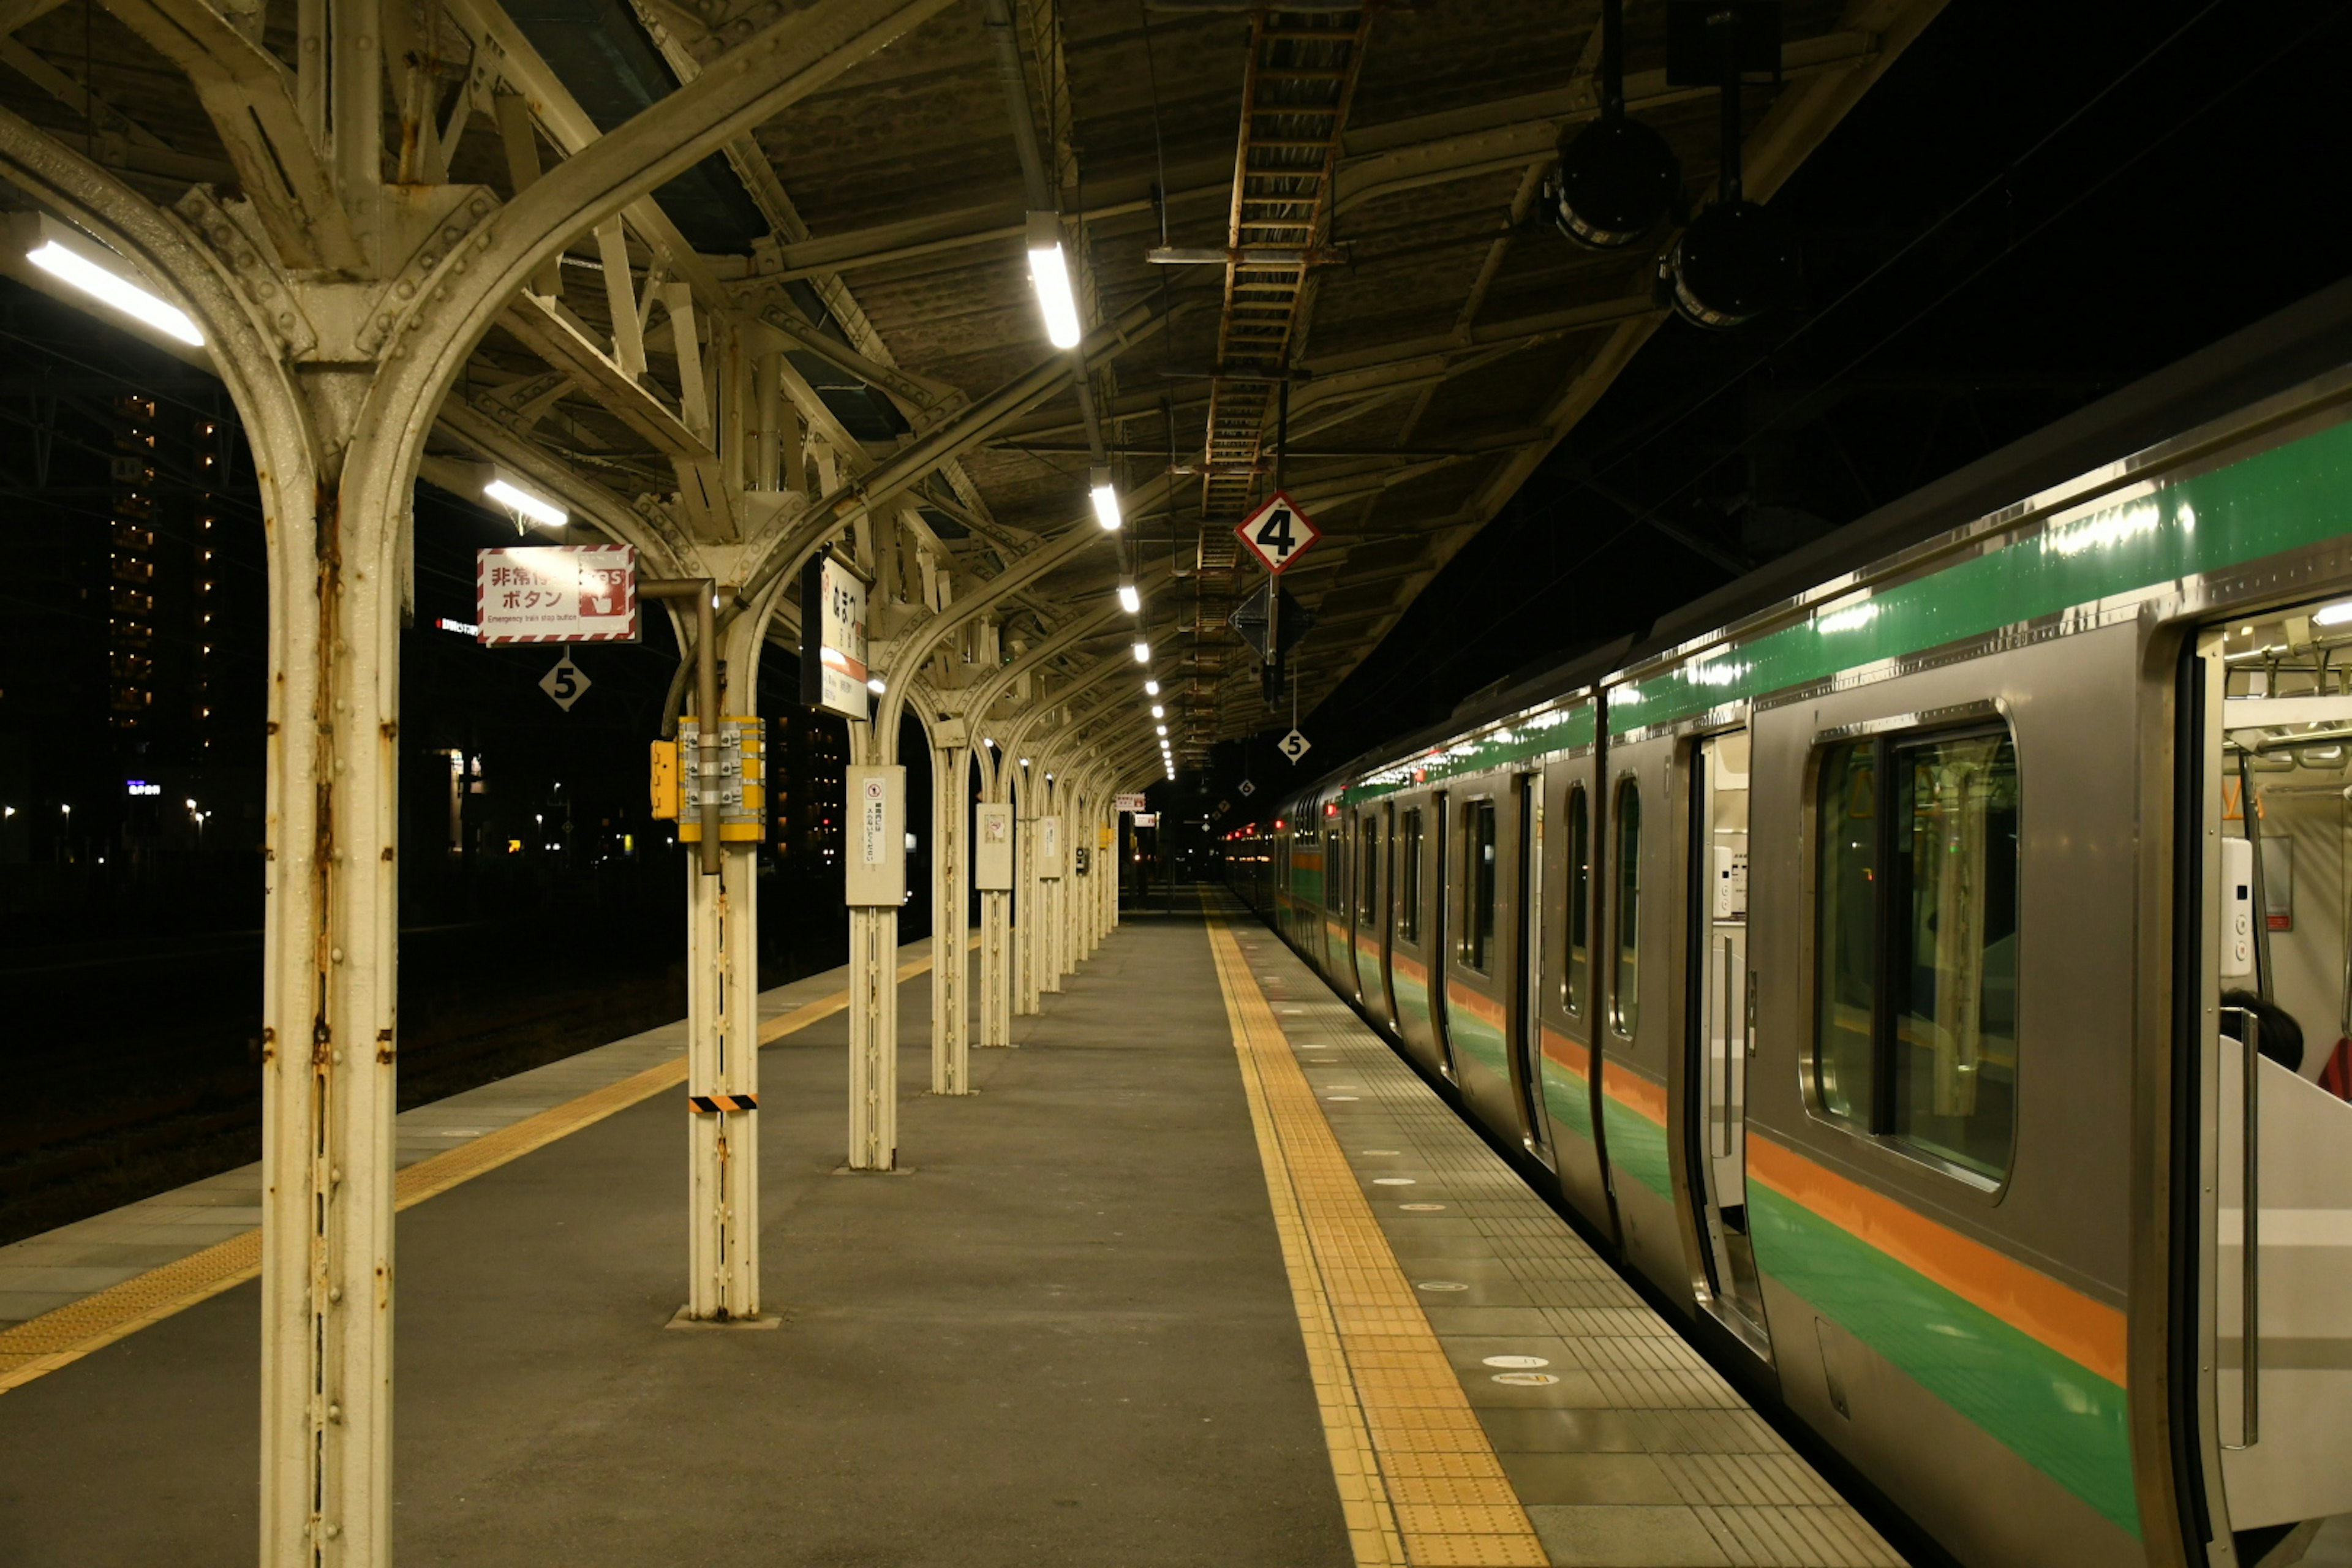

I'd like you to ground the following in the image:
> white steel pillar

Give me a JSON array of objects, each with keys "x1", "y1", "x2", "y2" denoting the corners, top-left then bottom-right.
[
  {"x1": 255, "y1": 425, "x2": 401, "y2": 1568},
  {"x1": 980, "y1": 878, "x2": 1013, "y2": 1044},
  {"x1": 930, "y1": 742, "x2": 971, "y2": 1093},
  {"x1": 1072, "y1": 787, "x2": 1097, "y2": 961},
  {"x1": 846, "y1": 724, "x2": 902, "y2": 1170},
  {"x1": 1014, "y1": 763, "x2": 1041, "y2": 1014},
  {"x1": 1041, "y1": 775, "x2": 1066, "y2": 995},
  {"x1": 681, "y1": 593, "x2": 778, "y2": 1321},
  {"x1": 848, "y1": 900, "x2": 899, "y2": 1165}
]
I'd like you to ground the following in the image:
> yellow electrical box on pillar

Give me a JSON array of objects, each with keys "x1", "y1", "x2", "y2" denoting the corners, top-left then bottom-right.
[
  {"x1": 649, "y1": 739, "x2": 680, "y2": 819},
  {"x1": 677, "y1": 717, "x2": 766, "y2": 842}
]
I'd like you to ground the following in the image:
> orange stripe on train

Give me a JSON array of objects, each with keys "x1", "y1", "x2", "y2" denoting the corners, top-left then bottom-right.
[
  {"x1": 1539, "y1": 1027, "x2": 1589, "y2": 1077},
  {"x1": 1600, "y1": 1063, "x2": 1667, "y2": 1123},
  {"x1": 1746, "y1": 1134, "x2": 2127, "y2": 1386}
]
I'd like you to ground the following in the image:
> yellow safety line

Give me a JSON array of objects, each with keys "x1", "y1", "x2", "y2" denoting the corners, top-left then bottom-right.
[
  {"x1": 0, "y1": 949, "x2": 948, "y2": 1396},
  {"x1": 1204, "y1": 905, "x2": 1547, "y2": 1568}
]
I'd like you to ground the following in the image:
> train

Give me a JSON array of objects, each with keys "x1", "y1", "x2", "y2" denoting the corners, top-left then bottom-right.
[{"x1": 1221, "y1": 281, "x2": 2352, "y2": 1568}]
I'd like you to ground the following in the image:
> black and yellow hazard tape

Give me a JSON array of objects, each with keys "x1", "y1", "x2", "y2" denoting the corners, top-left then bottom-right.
[{"x1": 687, "y1": 1092, "x2": 758, "y2": 1114}]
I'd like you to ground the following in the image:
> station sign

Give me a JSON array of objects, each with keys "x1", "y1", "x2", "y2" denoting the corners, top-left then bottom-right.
[
  {"x1": 1235, "y1": 491, "x2": 1320, "y2": 575},
  {"x1": 799, "y1": 548, "x2": 872, "y2": 720},
  {"x1": 1134, "y1": 812, "x2": 1159, "y2": 827},
  {"x1": 1279, "y1": 728, "x2": 1312, "y2": 764},
  {"x1": 475, "y1": 545, "x2": 637, "y2": 646},
  {"x1": 1115, "y1": 793, "x2": 1147, "y2": 814}
]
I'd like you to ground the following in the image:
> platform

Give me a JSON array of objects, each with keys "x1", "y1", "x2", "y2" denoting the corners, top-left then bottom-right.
[{"x1": 0, "y1": 899, "x2": 1905, "y2": 1567}]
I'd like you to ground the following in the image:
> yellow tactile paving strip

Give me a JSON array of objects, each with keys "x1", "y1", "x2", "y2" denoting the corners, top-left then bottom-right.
[
  {"x1": 0, "y1": 952, "x2": 941, "y2": 1396},
  {"x1": 1206, "y1": 911, "x2": 1549, "y2": 1568}
]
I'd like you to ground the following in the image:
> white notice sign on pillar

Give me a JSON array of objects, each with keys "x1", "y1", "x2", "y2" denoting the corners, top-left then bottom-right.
[
  {"x1": 975, "y1": 802, "x2": 1014, "y2": 891},
  {"x1": 1115, "y1": 793, "x2": 1146, "y2": 815},
  {"x1": 1038, "y1": 816, "x2": 1062, "y2": 879},
  {"x1": 844, "y1": 766, "x2": 905, "y2": 905}
]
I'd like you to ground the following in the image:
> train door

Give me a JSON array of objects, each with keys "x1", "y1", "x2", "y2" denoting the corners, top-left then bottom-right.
[
  {"x1": 1378, "y1": 802, "x2": 1401, "y2": 1028},
  {"x1": 1354, "y1": 807, "x2": 1388, "y2": 1021},
  {"x1": 1515, "y1": 773, "x2": 1555, "y2": 1167},
  {"x1": 1688, "y1": 729, "x2": 1769, "y2": 1354},
  {"x1": 2184, "y1": 616, "x2": 2352, "y2": 1557},
  {"x1": 1431, "y1": 790, "x2": 1457, "y2": 1082}
]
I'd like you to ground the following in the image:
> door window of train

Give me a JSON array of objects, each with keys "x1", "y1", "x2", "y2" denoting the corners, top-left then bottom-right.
[
  {"x1": 1400, "y1": 810, "x2": 1423, "y2": 943},
  {"x1": 1463, "y1": 799, "x2": 1498, "y2": 971},
  {"x1": 1811, "y1": 726, "x2": 2021, "y2": 1182},
  {"x1": 1358, "y1": 817, "x2": 1380, "y2": 924},
  {"x1": 1564, "y1": 784, "x2": 1591, "y2": 1019},
  {"x1": 1611, "y1": 780, "x2": 1641, "y2": 1035}
]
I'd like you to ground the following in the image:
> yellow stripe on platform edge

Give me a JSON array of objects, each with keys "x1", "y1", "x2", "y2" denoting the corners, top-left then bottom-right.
[
  {"x1": 1202, "y1": 903, "x2": 1548, "y2": 1568},
  {"x1": 0, "y1": 947, "x2": 954, "y2": 1396}
]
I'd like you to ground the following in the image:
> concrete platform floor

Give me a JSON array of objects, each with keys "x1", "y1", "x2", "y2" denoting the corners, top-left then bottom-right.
[{"x1": 0, "y1": 911, "x2": 1348, "y2": 1567}]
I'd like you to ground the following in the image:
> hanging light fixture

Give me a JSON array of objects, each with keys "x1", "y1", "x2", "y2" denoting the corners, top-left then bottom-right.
[
  {"x1": 1549, "y1": 0, "x2": 1678, "y2": 249},
  {"x1": 1117, "y1": 580, "x2": 1140, "y2": 614},
  {"x1": 21, "y1": 217, "x2": 203, "y2": 345},
  {"x1": 1667, "y1": 2, "x2": 1797, "y2": 330},
  {"x1": 1090, "y1": 466, "x2": 1123, "y2": 531},
  {"x1": 1027, "y1": 213, "x2": 1082, "y2": 349},
  {"x1": 483, "y1": 472, "x2": 569, "y2": 530}
]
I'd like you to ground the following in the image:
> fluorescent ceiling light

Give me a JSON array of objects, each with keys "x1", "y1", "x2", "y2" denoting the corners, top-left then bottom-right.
[
  {"x1": 1144, "y1": 680, "x2": 1159, "y2": 696},
  {"x1": 2315, "y1": 601, "x2": 2352, "y2": 627},
  {"x1": 1117, "y1": 581, "x2": 1140, "y2": 613},
  {"x1": 1150, "y1": 705, "x2": 1164, "y2": 718},
  {"x1": 866, "y1": 676, "x2": 887, "y2": 694},
  {"x1": 484, "y1": 477, "x2": 568, "y2": 529},
  {"x1": 1132, "y1": 641, "x2": 1150, "y2": 665},
  {"x1": 1026, "y1": 212, "x2": 1082, "y2": 349},
  {"x1": 1091, "y1": 467, "x2": 1123, "y2": 532},
  {"x1": 1156, "y1": 725, "x2": 1167, "y2": 736},
  {"x1": 26, "y1": 237, "x2": 202, "y2": 345}
]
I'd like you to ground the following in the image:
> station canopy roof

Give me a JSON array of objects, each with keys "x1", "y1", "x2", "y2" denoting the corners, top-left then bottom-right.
[{"x1": 0, "y1": 0, "x2": 1943, "y2": 753}]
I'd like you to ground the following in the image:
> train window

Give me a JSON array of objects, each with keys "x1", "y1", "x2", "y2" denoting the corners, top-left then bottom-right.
[
  {"x1": 1464, "y1": 799, "x2": 1498, "y2": 971},
  {"x1": 1400, "y1": 810, "x2": 1423, "y2": 943},
  {"x1": 1564, "y1": 784, "x2": 1590, "y2": 1018},
  {"x1": 1812, "y1": 727, "x2": 2020, "y2": 1181},
  {"x1": 1611, "y1": 780, "x2": 1641, "y2": 1036},
  {"x1": 1324, "y1": 826, "x2": 1342, "y2": 911},
  {"x1": 1358, "y1": 816, "x2": 1380, "y2": 924},
  {"x1": 1815, "y1": 744, "x2": 1877, "y2": 1123}
]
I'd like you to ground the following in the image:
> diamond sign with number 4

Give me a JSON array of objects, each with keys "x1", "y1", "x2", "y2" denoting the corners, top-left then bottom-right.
[{"x1": 1235, "y1": 491, "x2": 1321, "y2": 574}]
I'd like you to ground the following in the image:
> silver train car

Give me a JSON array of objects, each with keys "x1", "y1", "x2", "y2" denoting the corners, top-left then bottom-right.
[{"x1": 1223, "y1": 282, "x2": 2352, "y2": 1568}]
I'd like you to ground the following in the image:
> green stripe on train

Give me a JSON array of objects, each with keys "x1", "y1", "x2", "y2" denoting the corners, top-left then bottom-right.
[
  {"x1": 1747, "y1": 1184, "x2": 2138, "y2": 1537},
  {"x1": 1538, "y1": 1058, "x2": 1594, "y2": 1141},
  {"x1": 1618, "y1": 416, "x2": 2352, "y2": 733},
  {"x1": 1444, "y1": 1001, "x2": 1510, "y2": 1084},
  {"x1": 1600, "y1": 1085, "x2": 1673, "y2": 1198}
]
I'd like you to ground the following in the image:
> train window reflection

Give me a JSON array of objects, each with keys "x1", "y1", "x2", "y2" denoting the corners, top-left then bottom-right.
[
  {"x1": 1815, "y1": 744, "x2": 1877, "y2": 1122},
  {"x1": 1324, "y1": 826, "x2": 1341, "y2": 911},
  {"x1": 1892, "y1": 733, "x2": 2019, "y2": 1177},
  {"x1": 1812, "y1": 728, "x2": 2020, "y2": 1181},
  {"x1": 1466, "y1": 800, "x2": 1498, "y2": 972},
  {"x1": 1400, "y1": 810, "x2": 1423, "y2": 944},
  {"x1": 1565, "y1": 785, "x2": 1590, "y2": 1018},
  {"x1": 1611, "y1": 780, "x2": 1640, "y2": 1036}
]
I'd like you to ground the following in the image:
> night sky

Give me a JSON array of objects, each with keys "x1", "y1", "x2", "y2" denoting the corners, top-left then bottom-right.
[{"x1": 1210, "y1": 0, "x2": 2352, "y2": 795}]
